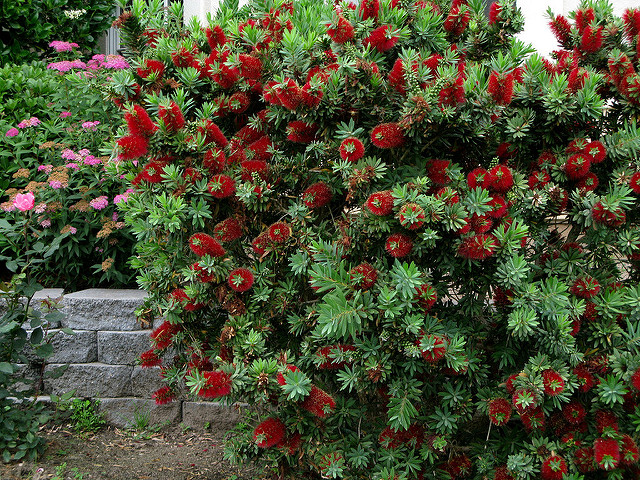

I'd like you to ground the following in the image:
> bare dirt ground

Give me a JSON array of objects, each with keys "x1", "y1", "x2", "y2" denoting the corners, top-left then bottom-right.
[{"x1": 0, "y1": 423, "x2": 263, "y2": 480}]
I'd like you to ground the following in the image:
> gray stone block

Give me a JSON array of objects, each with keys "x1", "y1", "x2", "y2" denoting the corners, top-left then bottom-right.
[
  {"x1": 45, "y1": 363, "x2": 132, "y2": 397},
  {"x1": 47, "y1": 329, "x2": 97, "y2": 363},
  {"x1": 97, "y1": 330, "x2": 152, "y2": 365},
  {"x1": 181, "y1": 401, "x2": 241, "y2": 432},
  {"x1": 129, "y1": 366, "x2": 164, "y2": 397},
  {"x1": 97, "y1": 397, "x2": 181, "y2": 428},
  {"x1": 61, "y1": 289, "x2": 147, "y2": 331}
]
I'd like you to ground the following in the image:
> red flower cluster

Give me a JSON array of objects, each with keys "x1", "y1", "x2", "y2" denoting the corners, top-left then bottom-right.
[
  {"x1": 594, "y1": 437, "x2": 620, "y2": 470},
  {"x1": 302, "y1": 181, "x2": 332, "y2": 208},
  {"x1": 206, "y1": 25, "x2": 227, "y2": 50},
  {"x1": 253, "y1": 417, "x2": 286, "y2": 448},
  {"x1": 326, "y1": 16, "x2": 354, "y2": 43},
  {"x1": 125, "y1": 105, "x2": 157, "y2": 137},
  {"x1": 488, "y1": 398, "x2": 512, "y2": 426},
  {"x1": 398, "y1": 203, "x2": 426, "y2": 230},
  {"x1": 371, "y1": 122, "x2": 405, "y2": 148},
  {"x1": 358, "y1": 0, "x2": 379, "y2": 20},
  {"x1": 300, "y1": 385, "x2": 336, "y2": 418},
  {"x1": 363, "y1": 25, "x2": 399, "y2": 52},
  {"x1": 151, "y1": 321, "x2": 182, "y2": 350},
  {"x1": 365, "y1": 190, "x2": 394, "y2": 216},
  {"x1": 419, "y1": 334, "x2": 446, "y2": 363},
  {"x1": 287, "y1": 120, "x2": 318, "y2": 143},
  {"x1": 198, "y1": 119, "x2": 228, "y2": 148},
  {"x1": 170, "y1": 288, "x2": 204, "y2": 311},
  {"x1": 140, "y1": 348, "x2": 161, "y2": 368},
  {"x1": 137, "y1": 59, "x2": 165, "y2": 79},
  {"x1": 214, "y1": 217, "x2": 243, "y2": 242},
  {"x1": 199, "y1": 370, "x2": 232, "y2": 398},
  {"x1": 573, "y1": 365, "x2": 595, "y2": 392},
  {"x1": 117, "y1": 135, "x2": 148, "y2": 160},
  {"x1": 541, "y1": 369, "x2": 565, "y2": 396},
  {"x1": 317, "y1": 344, "x2": 357, "y2": 369},
  {"x1": 541, "y1": 454, "x2": 568, "y2": 480},
  {"x1": 444, "y1": 4, "x2": 470, "y2": 36},
  {"x1": 378, "y1": 423, "x2": 425, "y2": 449},
  {"x1": 268, "y1": 222, "x2": 291, "y2": 243},
  {"x1": 592, "y1": 202, "x2": 626, "y2": 227},
  {"x1": 228, "y1": 267, "x2": 254, "y2": 292},
  {"x1": 385, "y1": 233, "x2": 413, "y2": 258},
  {"x1": 414, "y1": 283, "x2": 437, "y2": 312},
  {"x1": 427, "y1": 159, "x2": 452, "y2": 185},
  {"x1": 458, "y1": 234, "x2": 498, "y2": 260},
  {"x1": 203, "y1": 148, "x2": 226, "y2": 174},
  {"x1": 350, "y1": 262, "x2": 377, "y2": 290},
  {"x1": 488, "y1": 71, "x2": 514, "y2": 105},
  {"x1": 570, "y1": 276, "x2": 600, "y2": 299},
  {"x1": 488, "y1": 165, "x2": 513, "y2": 193},
  {"x1": 189, "y1": 233, "x2": 226, "y2": 257},
  {"x1": 549, "y1": 14, "x2": 572, "y2": 48},
  {"x1": 565, "y1": 153, "x2": 591, "y2": 180},
  {"x1": 339, "y1": 137, "x2": 365, "y2": 162},
  {"x1": 562, "y1": 400, "x2": 586, "y2": 424},
  {"x1": 152, "y1": 386, "x2": 175, "y2": 405},
  {"x1": 208, "y1": 174, "x2": 236, "y2": 198},
  {"x1": 158, "y1": 101, "x2": 185, "y2": 133}
]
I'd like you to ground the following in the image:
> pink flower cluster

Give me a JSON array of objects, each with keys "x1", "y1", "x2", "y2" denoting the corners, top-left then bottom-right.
[
  {"x1": 86, "y1": 54, "x2": 129, "y2": 70},
  {"x1": 89, "y1": 196, "x2": 109, "y2": 210},
  {"x1": 60, "y1": 148, "x2": 101, "y2": 166},
  {"x1": 82, "y1": 121, "x2": 100, "y2": 131},
  {"x1": 113, "y1": 189, "x2": 135, "y2": 205},
  {"x1": 5, "y1": 128, "x2": 18, "y2": 137},
  {"x1": 49, "y1": 41, "x2": 79, "y2": 52},
  {"x1": 47, "y1": 60, "x2": 87, "y2": 72},
  {"x1": 17, "y1": 117, "x2": 41, "y2": 128}
]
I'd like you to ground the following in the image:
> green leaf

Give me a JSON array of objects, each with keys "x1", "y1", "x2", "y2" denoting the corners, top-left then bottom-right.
[{"x1": 0, "y1": 363, "x2": 14, "y2": 374}]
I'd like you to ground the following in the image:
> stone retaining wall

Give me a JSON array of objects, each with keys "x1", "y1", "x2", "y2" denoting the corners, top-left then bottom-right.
[{"x1": 22, "y1": 289, "x2": 239, "y2": 430}]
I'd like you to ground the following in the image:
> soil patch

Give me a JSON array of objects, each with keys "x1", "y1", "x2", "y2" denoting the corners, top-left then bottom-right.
[{"x1": 0, "y1": 422, "x2": 262, "y2": 480}]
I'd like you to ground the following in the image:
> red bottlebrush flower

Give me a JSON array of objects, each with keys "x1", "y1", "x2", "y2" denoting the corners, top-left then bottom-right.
[
  {"x1": 138, "y1": 161, "x2": 166, "y2": 183},
  {"x1": 575, "y1": 7, "x2": 595, "y2": 32},
  {"x1": 494, "y1": 466, "x2": 515, "y2": 480},
  {"x1": 276, "y1": 78, "x2": 301, "y2": 110},
  {"x1": 594, "y1": 437, "x2": 621, "y2": 470},
  {"x1": 263, "y1": 80, "x2": 281, "y2": 105},
  {"x1": 445, "y1": 455, "x2": 472, "y2": 478},
  {"x1": 470, "y1": 214, "x2": 492, "y2": 234},
  {"x1": 488, "y1": 165, "x2": 513, "y2": 193},
  {"x1": 317, "y1": 344, "x2": 356, "y2": 369},
  {"x1": 300, "y1": 81, "x2": 323, "y2": 108},
  {"x1": 140, "y1": 348, "x2": 162, "y2": 368},
  {"x1": 414, "y1": 284, "x2": 437, "y2": 312},
  {"x1": 631, "y1": 368, "x2": 640, "y2": 391},
  {"x1": 228, "y1": 267, "x2": 254, "y2": 292},
  {"x1": 198, "y1": 119, "x2": 228, "y2": 148},
  {"x1": 541, "y1": 369, "x2": 565, "y2": 396},
  {"x1": 623, "y1": 8, "x2": 640, "y2": 41},
  {"x1": 565, "y1": 153, "x2": 592, "y2": 180},
  {"x1": 488, "y1": 71, "x2": 514, "y2": 106},
  {"x1": 568, "y1": 67, "x2": 589, "y2": 92},
  {"x1": 339, "y1": 137, "x2": 365, "y2": 163},
  {"x1": 563, "y1": 400, "x2": 586, "y2": 424},
  {"x1": 252, "y1": 232, "x2": 270, "y2": 256},
  {"x1": 199, "y1": 370, "x2": 232, "y2": 398},
  {"x1": 203, "y1": 148, "x2": 226, "y2": 174},
  {"x1": 152, "y1": 386, "x2": 175, "y2": 405},
  {"x1": 326, "y1": 15, "x2": 355, "y2": 43},
  {"x1": 577, "y1": 172, "x2": 599, "y2": 192},
  {"x1": 247, "y1": 136, "x2": 273, "y2": 162},
  {"x1": 241, "y1": 160, "x2": 269, "y2": 182},
  {"x1": 137, "y1": 59, "x2": 165, "y2": 79},
  {"x1": 488, "y1": 2, "x2": 502, "y2": 25},
  {"x1": 580, "y1": 25, "x2": 603, "y2": 54},
  {"x1": 621, "y1": 434, "x2": 640, "y2": 465},
  {"x1": 567, "y1": 138, "x2": 589, "y2": 154},
  {"x1": 371, "y1": 122, "x2": 405, "y2": 149},
  {"x1": 365, "y1": 190, "x2": 394, "y2": 216},
  {"x1": 541, "y1": 455, "x2": 568, "y2": 480},
  {"x1": 234, "y1": 124, "x2": 264, "y2": 146},
  {"x1": 488, "y1": 195, "x2": 508, "y2": 219},
  {"x1": 398, "y1": 203, "x2": 426, "y2": 230},
  {"x1": 208, "y1": 174, "x2": 236, "y2": 199},
  {"x1": 206, "y1": 25, "x2": 227, "y2": 50},
  {"x1": 350, "y1": 262, "x2": 377, "y2": 290},
  {"x1": 238, "y1": 54, "x2": 263, "y2": 80},
  {"x1": 300, "y1": 385, "x2": 336, "y2": 418},
  {"x1": 213, "y1": 63, "x2": 239, "y2": 89},
  {"x1": 253, "y1": 417, "x2": 286, "y2": 448},
  {"x1": 593, "y1": 202, "x2": 626, "y2": 227},
  {"x1": 438, "y1": 77, "x2": 466, "y2": 108},
  {"x1": 363, "y1": 25, "x2": 399, "y2": 53},
  {"x1": 504, "y1": 373, "x2": 518, "y2": 394},
  {"x1": 228, "y1": 91, "x2": 250, "y2": 114},
  {"x1": 279, "y1": 432, "x2": 302, "y2": 455},
  {"x1": 171, "y1": 45, "x2": 197, "y2": 68},
  {"x1": 213, "y1": 218, "x2": 242, "y2": 242},
  {"x1": 494, "y1": 286, "x2": 514, "y2": 307},
  {"x1": 192, "y1": 262, "x2": 215, "y2": 283},
  {"x1": 183, "y1": 167, "x2": 203, "y2": 184},
  {"x1": 287, "y1": 120, "x2": 318, "y2": 143},
  {"x1": 595, "y1": 410, "x2": 619, "y2": 434},
  {"x1": 158, "y1": 101, "x2": 185, "y2": 133},
  {"x1": 388, "y1": 58, "x2": 408, "y2": 95},
  {"x1": 444, "y1": 5, "x2": 470, "y2": 36},
  {"x1": 570, "y1": 276, "x2": 600, "y2": 299},
  {"x1": 584, "y1": 140, "x2": 606, "y2": 164},
  {"x1": 574, "y1": 446, "x2": 596, "y2": 473},
  {"x1": 549, "y1": 15, "x2": 573, "y2": 47},
  {"x1": 117, "y1": 135, "x2": 148, "y2": 160},
  {"x1": 358, "y1": 0, "x2": 379, "y2": 20},
  {"x1": 458, "y1": 234, "x2": 498, "y2": 260},
  {"x1": 268, "y1": 222, "x2": 291, "y2": 243},
  {"x1": 520, "y1": 407, "x2": 545, "y2": 432},
  {"x1": 277, "y1": 364, "x2": 300, "y2": 386},
  {"x1": 419, "y1": 334, "x2": 446, "y2": 363},
  {"x1": 151, "y1": 321, "x2": 181, "y2": 350},
  {"x1": 488, "y1": 398, "x2": 512, "y2": 426},
  {"x1": 427, "y1": 159, "x2": 452, "y2": 185},
  {"x1": 303, "y1": 181, "x2": 332, "y2": 209},
  {"x1": 385, "y1": 233, "x2": 413, "y2": 258},
  {"x1": 573, "y1": 365, "x2": 595, "y2": 392},
  {"x1": 467, "y1": 167, "x2": 492, "y2": 190},
  {"x1": 125, "y1": 105, "x2": 158, "y2": 137},
  {"x1": 189, "y1": 233, "x2": 226, "y2": 257},
  {"x1": 511, "y1": 388, "x2": 537, "y2": 414}
]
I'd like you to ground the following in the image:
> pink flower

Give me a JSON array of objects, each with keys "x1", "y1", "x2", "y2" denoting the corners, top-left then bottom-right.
[
  {"x1": 49, "y1": 41, "x2": 79, "y2": 52},
  {"x1": 82, "y1": 121, "x2": 100, "y2": 130},
  {"x1": 14, "y1": 192, "x2": 35, "y2": 212},
  {"x1": 90, "y1": 196, "x2": 109, "y2": 210},
  {"x1": 83, "y1": 155, "x2": 101, "y2": 166},
  {"x1": 34, "y1": 203, "x2": 47, "y2": 214},
  {"x1": 59, "y1": 111, "x2": 72, "y2": 118},
  {"x1": 37, "y1": 164, "x2": 53, "y2": 173},
  {"x1": 61, "y1": 149, "x2": 77, "y2": 160},
  {"x1": 5, "y1": 128, "x2": 19, "y2": 137},
  {"x1": 49, "y1": 181, "x2": 63, "y2": 189},
  {"x1": 78, "y1": 149, "x2": 91, "y2": 157},
  {"x1": 39, "y1": 219, "x2": 51, "y2": 228},
  {"x1": 64, "y1": 162, "x2": 79, "y2": 169},
  {"x1": 69, "y1": 226, "x2": 77, "y2": 234},
  {"x1": 17, "y1": 117, "x2": 41, "y2": 129}
]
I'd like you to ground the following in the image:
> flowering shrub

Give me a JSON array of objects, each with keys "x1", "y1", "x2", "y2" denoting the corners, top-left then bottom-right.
[
  {"x1": 0, "y1": 46, "x2": 136, "y2": 289},
  {"x1": 113, "y1": 0, "x2": 640, "y2": 478},
  {"x1": 0, "y1": 0, "x2": 115, "y2": 65}
]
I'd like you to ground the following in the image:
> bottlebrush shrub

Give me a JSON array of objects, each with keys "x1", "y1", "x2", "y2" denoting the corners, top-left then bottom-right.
[{"x1": 113, "y1": 0, "x2": 640, "y2": 478}]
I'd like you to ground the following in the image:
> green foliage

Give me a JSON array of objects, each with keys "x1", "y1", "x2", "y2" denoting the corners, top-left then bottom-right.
[
  {"x1": 68, "y1": 398, "x2": 106, "y2": 433},
  {"x1": 0, "y1": 0, "x2": 115, "y2": 65}
]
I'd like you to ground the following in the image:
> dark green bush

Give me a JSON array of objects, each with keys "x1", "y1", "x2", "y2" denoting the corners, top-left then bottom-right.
[{"x1": 0, "y1": 0, "x2": 116, "y2": 65}]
